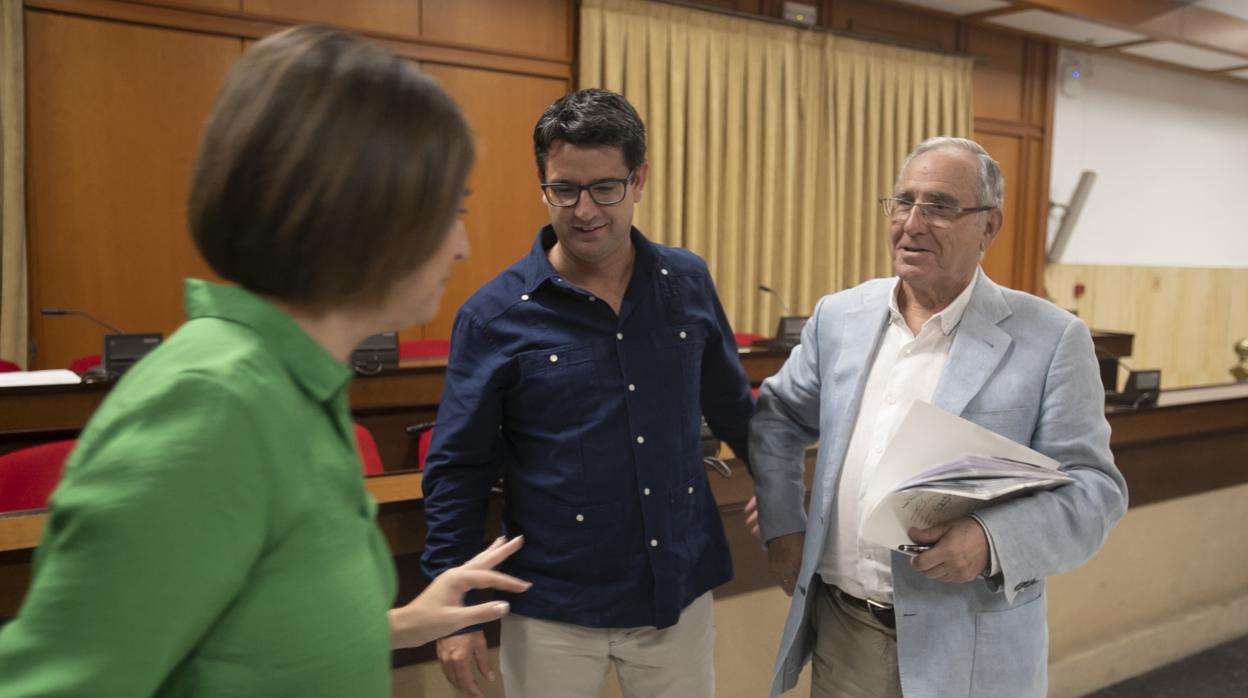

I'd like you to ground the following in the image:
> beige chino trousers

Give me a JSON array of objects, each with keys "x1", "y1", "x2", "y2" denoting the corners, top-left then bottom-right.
[{"x1": 499, "y1": 591, "x2": 715, "y2": 698}]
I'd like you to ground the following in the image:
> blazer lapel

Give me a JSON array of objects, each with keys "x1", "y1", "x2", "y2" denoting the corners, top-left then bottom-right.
[{"x1": 933, "y1": 273, "x2": 1013, "y2": 417}]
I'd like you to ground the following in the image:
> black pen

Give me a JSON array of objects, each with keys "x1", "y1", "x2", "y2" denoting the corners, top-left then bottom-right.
[{"x1": 898, "y1": 544, "x2": 932, "y2": 554}]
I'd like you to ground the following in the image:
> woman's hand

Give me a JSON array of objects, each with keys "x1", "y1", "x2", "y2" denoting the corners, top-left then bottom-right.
[{"x1": 388, "y1": 535, "x2": 531, "y2": 649}]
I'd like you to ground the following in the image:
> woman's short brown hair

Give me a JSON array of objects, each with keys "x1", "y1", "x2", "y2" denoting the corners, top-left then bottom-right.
[{"x1": 188, "y1": 25, "x2": 473, "y2": 307}]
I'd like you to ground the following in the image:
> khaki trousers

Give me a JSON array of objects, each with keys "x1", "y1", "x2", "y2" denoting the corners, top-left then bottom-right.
[
  {"x1": 811, "y1": 585, "x2": 903, "y2": 698},
  {"x1": 499, "y1": 592, "x2": 715, "y2": 698}
]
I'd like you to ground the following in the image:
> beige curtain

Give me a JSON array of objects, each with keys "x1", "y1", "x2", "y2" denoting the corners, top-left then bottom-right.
[
  {"x1": 580, "y1": 0, "x2": 972, "y2": 334},
  {"x1": 0, "y1": 0, "x2": 27, "y2": 367}
]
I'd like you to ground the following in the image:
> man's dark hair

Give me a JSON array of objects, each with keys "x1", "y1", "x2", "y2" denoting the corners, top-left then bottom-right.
[
  {"x1": 533, "y1": 88, "x2": 646, "y2": 179},
  {"x1": 188, "y1": 25, "x2": 474, "y2": 307}
]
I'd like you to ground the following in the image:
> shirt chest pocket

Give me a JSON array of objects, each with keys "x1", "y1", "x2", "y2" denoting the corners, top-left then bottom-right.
[{"x1": 511, "y1": 344, "x2": 598, "y2": 428}]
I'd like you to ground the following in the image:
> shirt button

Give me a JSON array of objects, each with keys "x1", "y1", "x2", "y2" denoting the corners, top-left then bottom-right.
[
  {"x1": 660, "y1": 268, "x2": 669, "y2": 275},
  {"x1": 650, "y1": 539, "x2": 659, "y2": 547},
  {"x1": 520, "y1": 294, "x2": 530, "y2": 301},
  {"x1": 628, "y1": 384, "x2": 636, "y2": 392},
  {"x1": 576, "y1": 514, "x2": 585, "y2": 522},
  {"x1": 636, "y1": 435, "x2": 645, "y2": 444},
  {"x1": 549, "y1": 354, "x2": 558, "y2": 363},
  {"x1": 679, "y1": 331, "x2": 687, "y2": 339},
  {"x1": 688, "y1": 486, "x2": 694, "y2": 494},
  {"x1": 616, "y1": 332, "x2": 624, "y2": 340},
  {"x1": 644, "y1": 488, "x2": 651, "y2": 496},
  {"x1": 886, "y1": 394, "x2": 896, "y2": 404},
  {"x1": 874, "y1": 443, "x2": 884, "y2": 454}
]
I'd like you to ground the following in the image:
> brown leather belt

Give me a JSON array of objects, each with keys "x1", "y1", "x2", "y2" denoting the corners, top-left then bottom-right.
[{"x1": 829, "y1": 585, "x2": 896, "y2": 629}]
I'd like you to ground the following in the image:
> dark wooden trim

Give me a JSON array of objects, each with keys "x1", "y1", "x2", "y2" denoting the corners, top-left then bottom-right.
[
  {"x1": 971, "y1": 116, "x2": 1045, "y2": 139},
  {"x1": 24, "y1": 0, "x2": 574, "y2": 80}
]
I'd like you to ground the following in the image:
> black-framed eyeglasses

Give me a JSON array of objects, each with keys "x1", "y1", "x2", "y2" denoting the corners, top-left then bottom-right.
[
  {"x1": 540, "y1": 169, "x2": 635, "y2": 208},
  {"x1": 880, "y1": 197, "x2": 996, "y2": 227}
]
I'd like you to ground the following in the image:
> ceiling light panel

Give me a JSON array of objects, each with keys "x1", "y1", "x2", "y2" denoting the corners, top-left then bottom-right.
[
  {"x1": 1195, "y1": 0, "x2": 1248, "y2": 24},
  {"x1": 1119, "y1": 41, "x2": 1248, "y2": 71},
  {"x1": 987, "y1": 10, "x2": 1147, "y2": 47},
  {"x1": 889, "y1": 0, "x2": 1011, "y2": 15}
]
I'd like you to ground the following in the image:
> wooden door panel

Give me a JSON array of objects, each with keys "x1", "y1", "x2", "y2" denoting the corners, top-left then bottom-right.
[
  {"x1": 412, "y1": 65, "x2": 570, "y2": 341},
  {"x1": 25, "y1": 12, "x2": 239, "y2": 369}
]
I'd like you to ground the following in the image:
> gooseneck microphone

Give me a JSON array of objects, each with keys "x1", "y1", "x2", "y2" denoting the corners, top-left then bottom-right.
[
  {"x1": 41, "y1": 307, "x2": 127, "y2": 335},
  {"x1": 758, "y1": 284, "x2": 792, "y2": 315}
]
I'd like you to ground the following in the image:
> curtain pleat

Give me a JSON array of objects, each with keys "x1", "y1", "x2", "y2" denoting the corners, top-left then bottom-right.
[
  {"x1": 579, "y1": 0, "x2": 973, "y2": 334},
  {"x1": 1, "y1": 0, "x2": 29, "y2": 367}
]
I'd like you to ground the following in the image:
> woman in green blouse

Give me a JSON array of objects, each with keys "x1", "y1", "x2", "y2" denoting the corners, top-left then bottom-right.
[{"x1": 0, "y1": 25, "x2": 527, "y2": 696}]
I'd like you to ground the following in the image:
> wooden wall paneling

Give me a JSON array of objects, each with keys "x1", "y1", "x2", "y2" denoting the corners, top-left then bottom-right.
[
  {"x1": 965, "y1": 24, "x2": 1026, "y2": 125},
  {"x1": 974, "y1": 131, "x2": 1022, "y2": 286},
  {"x1": 1045, "y1": 265, "x2": 1248, "y2": 389},
  {"x1": 828, "y1": 0, "x2": 960, "y2": 51},
  {"x1": 25, "y1": 12, "x2": 239, "y2": 370},
  {"x1": 420, "y1": 0, "x2": 571, "y2": 62},
  {"x1": 154, "y1": 0, "x2": 240, "y2": 10},
  {"x1": 413, "y1": 65, "x2": 570, "y2": 341},
  {"x1": 241, "y1": 0, "x2": 420, "y2": 41}
]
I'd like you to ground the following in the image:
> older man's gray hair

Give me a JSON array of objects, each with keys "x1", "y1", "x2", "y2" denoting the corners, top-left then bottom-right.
[{"x1": 898, "y1": 136, "x2": 1004, "y2": 209}]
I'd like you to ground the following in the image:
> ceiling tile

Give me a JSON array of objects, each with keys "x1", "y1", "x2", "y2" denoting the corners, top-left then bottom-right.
[
  {"x1": 1119, "y1": 40, "x2": 1248, "y2": 71},
  {"x1": 888, "y1": 0, "x2": 1011, "y2": 15},
  {"x1": 1195, "y1": 0, "x2": 1248, "y2": 24},
  {"x1": 986, "y1": 9, "x2": 1147, "y2": 47}
]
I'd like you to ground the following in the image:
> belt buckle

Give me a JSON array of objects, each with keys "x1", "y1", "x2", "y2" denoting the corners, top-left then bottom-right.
[
  {"x1": 865, "y1": 598, "x2": 895, "y2": 628},
  {"x1": 866, "y1": 598, "x2": 890, "y2": 612}
]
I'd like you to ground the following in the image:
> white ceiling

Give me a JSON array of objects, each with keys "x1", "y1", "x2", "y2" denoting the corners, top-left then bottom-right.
[
  {"x1": 986, "y1": 9, "x2": 1148, "y2": 46},
  {"x1": 888, "y1": 0, "x2": 1011, "y2": 15},
  {"x1": 1195, "y1": 0, "x2": 1248, "y2": 24},
  {"x1": 1120, "y1": 40, "x2": 1248, "y2": 71}
]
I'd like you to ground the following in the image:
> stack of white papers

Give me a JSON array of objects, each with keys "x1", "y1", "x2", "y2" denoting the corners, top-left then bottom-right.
[
  {"x1": 0, "y1": 369, "x2": 83, "y2": 388},
  {"x1": 862, "y1": 401, "x2": 1070, "y2": 551}
]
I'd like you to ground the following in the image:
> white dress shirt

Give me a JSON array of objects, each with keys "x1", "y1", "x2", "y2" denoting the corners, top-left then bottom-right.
[{"x1": 817, "y1": 273, "x2": 979, "y2": 604}]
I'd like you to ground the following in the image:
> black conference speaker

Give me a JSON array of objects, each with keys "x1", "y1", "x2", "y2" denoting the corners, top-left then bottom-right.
[{"x1": 104, "y1": 333, "x2": 162, "y2": 376}]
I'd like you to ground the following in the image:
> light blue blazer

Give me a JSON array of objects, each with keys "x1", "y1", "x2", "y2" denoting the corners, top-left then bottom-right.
[{"x1": 750, "y1": 271, "x2": 1128, "y2": 697}]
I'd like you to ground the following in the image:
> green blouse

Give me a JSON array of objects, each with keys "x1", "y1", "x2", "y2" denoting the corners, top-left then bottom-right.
[{"x1": 0, "y1": 280, "x2": 397, "y2": 696}]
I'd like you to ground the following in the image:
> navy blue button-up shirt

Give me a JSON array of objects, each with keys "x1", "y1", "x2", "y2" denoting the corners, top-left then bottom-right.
[{"x1": 421, "y1": 226, "x2": 754, "y2": 629}]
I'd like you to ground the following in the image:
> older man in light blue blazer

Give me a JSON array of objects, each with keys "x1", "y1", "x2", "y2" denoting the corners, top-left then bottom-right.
[{"x1": 749, "y1": 137, "x2": 1128, "y2": 698}]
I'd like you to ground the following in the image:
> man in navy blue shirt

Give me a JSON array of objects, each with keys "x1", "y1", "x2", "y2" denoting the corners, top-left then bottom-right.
[{"x1": 421, "y1": 89, "x2": 754, "y2": 697}]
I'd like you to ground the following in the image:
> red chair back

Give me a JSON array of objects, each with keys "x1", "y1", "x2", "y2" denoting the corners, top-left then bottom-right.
[
  {"x1": 733, "y1": 332, "x2": 764, "y2": 347},
  {"x1": 0, "y1": 440, "x2": 77, "y2": 512},
  {"x1": 353, "y1": 424, "x2": 385, "y2": 475},
  {"x1": 0, "y1": 360, "x2": 20, "y2": 373},
  {"x1": 416, "y1": 427, "x2": 435, "y2": 471},
  {"x1": 69, "y1": 355, "x2": 102, "y2": 375},
  {"x1": 399, "y1": 339, "x2": 451, "y2": 360}
]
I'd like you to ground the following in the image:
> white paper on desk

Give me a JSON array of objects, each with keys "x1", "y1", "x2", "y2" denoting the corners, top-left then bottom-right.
[
  {"x1": 861, "y1": 400, "x2": 1059, "y2": 550},
  {"x1": 0, "y1": 369, "x2": 82, "y2": 387}
]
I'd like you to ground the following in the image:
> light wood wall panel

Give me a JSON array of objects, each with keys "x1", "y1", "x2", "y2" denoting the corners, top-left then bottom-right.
[
  {"x1": 421, "y1": 0, "x2": 571, "y2": 61},
  {"x1": 1045, "y1": 264, "x2": 1248, "y2": 388},
  {"x1": 416, "y1": 65, "x2": 569, "y2": 341},
  {"x1": 25, "y1": 11, "x2": 238, "y2": 370},
  {"x1": 242, "y1": 0, "x2": 421, "y2": 38}
]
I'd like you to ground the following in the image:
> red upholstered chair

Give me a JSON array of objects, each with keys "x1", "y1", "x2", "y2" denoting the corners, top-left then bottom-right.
[
  {"x1": 69, "y1": 354, "x2": 102, "y2": 375},
  {"x1": 404, "y1": 421, "x2": 436, "y2": 471},
  {"x1": 353, "y1": 424, "x2": 385, "y2": 475},
  {"x1": 399, "y1": 339, "x2": 451, "y2": 360},
  {"x1": 0, "y1": 440, "x2": 77, "y2": 512},
  {"x1": 0, "y1": 360, "x2": 20, "y2": 372},
  {"x1": 733, "y1": 332, "x2": 764, "y2": 348}
]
